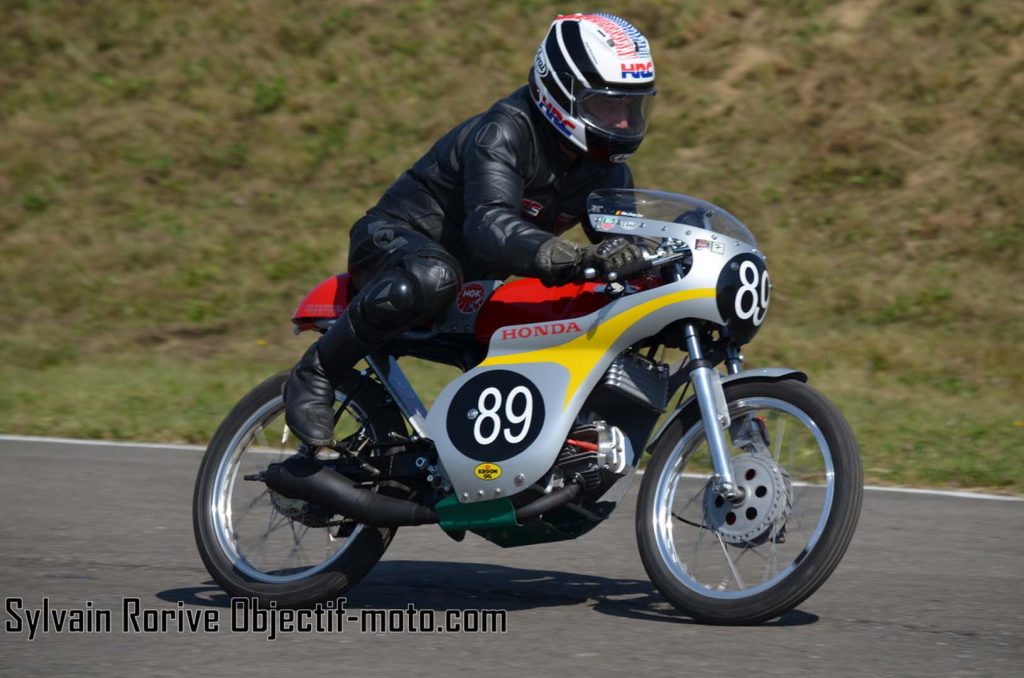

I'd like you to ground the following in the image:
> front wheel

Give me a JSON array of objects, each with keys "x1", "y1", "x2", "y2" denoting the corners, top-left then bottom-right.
[
  {"x1": 192, "y1": 369, "x2": 407, "y2": 607},
  {"x1": 637, "y1": 379, "x2": 863, "y2": 624}
]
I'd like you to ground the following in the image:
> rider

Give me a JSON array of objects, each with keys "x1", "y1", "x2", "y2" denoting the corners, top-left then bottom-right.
[{"x1": 285, "y1": 13, "x2": 658, "y2": 447}]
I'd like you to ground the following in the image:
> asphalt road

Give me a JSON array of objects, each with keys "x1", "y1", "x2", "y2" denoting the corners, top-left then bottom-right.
[{"x1": 0, "y1": 437, "x2": 1020, "y2": 677}]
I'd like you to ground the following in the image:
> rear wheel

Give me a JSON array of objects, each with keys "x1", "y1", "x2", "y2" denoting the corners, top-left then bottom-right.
[
  {"x1": 637, "y1": 379, "x2": 863, "y2": 624},
  {"x1": 192, "y1": 369, "x2": 406, "y2": 607}
]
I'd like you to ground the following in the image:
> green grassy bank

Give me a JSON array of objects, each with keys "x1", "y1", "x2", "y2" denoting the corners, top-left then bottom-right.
[{"x1": 1, "y1": 0, "x2": 1021, "y2": 491}]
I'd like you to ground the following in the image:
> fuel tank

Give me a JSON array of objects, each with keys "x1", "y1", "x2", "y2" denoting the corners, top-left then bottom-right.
[
  {"x1": 472, "y1": 279, "x2": 609, "y2": 344},
  {"x1": 291, "y1": 274, "x2": 611, "y2": 344}
]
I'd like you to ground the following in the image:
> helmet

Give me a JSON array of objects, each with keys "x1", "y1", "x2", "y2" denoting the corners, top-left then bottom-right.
[{"x1": 529, "y1": 13, "x2": 656, "y2": 165}]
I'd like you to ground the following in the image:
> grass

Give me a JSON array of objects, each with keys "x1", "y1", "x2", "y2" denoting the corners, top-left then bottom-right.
[{"x1": 1, "y1": 0, "x2": 1021, "y2": 492}]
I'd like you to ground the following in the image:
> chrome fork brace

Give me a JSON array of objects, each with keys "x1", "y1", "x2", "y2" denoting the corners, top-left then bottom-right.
[{"x1": 682, "y1": 323, "x2": 743, "y2": 502}]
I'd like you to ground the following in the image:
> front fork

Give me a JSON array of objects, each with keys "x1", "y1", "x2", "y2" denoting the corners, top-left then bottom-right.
[{"x1": 682, "y1": 323, "x2": 745, "y2": 502}]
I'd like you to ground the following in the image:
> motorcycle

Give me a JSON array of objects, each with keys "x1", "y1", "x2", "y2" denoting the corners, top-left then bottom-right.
[{"x1": 192, "y1": 188, "x2": 863, "y2": 625}]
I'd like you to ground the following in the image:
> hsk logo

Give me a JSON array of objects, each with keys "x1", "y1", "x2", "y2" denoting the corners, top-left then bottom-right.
[
  {"x1": 620, "y1": 62, "x2": 654, "y2": 79},
  {"x1": 538, "y1": 95, "x2": 576, "y2": 138}
]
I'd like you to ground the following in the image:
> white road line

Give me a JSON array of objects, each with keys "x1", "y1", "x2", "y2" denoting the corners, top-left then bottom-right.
[
  {"x1": 1, "y1": 434, "x2": 1021, "y2": 501},
  {"x1": 860, "y1": 484, "x2": 1023, "y2": 501},
  {"x1": 0, "y1": 434, "x2": 204, "y2": 452},
  {"x1": 671, "y1": 472, "x2": 1022, "y2": 501}
]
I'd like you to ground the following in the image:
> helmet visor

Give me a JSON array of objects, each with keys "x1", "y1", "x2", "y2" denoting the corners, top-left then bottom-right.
[{"x1": 576, "y1": 89, "x2": 655, "y2": 140}]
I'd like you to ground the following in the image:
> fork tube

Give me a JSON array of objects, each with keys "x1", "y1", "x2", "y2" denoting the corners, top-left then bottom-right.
[
  {"x1": 683, "y1": 323, "x2": 742, "y2": 501},
  {"x1": 725, "y1": 344, "x2": 744, "y2": 375}
]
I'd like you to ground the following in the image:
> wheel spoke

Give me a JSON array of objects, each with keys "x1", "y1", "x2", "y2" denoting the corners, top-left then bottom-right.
[
  {"x1": 763, "y1": 523, "x2": 781, "y2": 582},
  {"x1": 692, "y1": 517, "x2": 707, "y2": 576},
  {"x1": 247, "y1": 512, "x2": 290, "y2": 566},
  {"x1": 670, "y1": 476, "x2": 708, "y2": 527},
  {"x1": 715, "y1": 531, "x2": 745, "y2": 589},
  {"x1": 282, "y1": 522, "x2": 314, "y2": 569},
  {"x1": 771, "y1": 415, "x2": 787, "y2": 462},
  {"x1": 290, "y1": 521, "x2": 311, "y2": 547},
  {"x1": 235, "y1": 488, "x2": 269, "y2": 523}
]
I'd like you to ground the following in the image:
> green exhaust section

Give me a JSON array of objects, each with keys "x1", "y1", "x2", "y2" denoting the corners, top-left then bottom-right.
[
  {"x1": 434, "y1": 495, "x2": 517, "y2": 531},
  {"x1": 434, "y1": 495, "x2": 604, "y2": 547},
  {"x1": 471, "y1": 519, "x2": 580, "y2": 548}
]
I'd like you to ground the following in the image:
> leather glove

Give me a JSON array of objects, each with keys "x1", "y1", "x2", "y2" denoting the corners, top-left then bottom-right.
[
  {"x1": 533, "y1": 237, "x2": 582, "y2": 287},
  {"x1": 582, "y1": 237, "x2": 647, "y2": 282}
]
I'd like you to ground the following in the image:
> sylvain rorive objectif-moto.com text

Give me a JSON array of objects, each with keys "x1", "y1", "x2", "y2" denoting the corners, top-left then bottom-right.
[{"x1": 3, "y1": 597, "x2": 507, "y2": 640}]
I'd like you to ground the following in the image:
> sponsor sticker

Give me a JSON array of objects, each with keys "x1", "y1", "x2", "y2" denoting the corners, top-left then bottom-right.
[
  {"x1": 598, "y1": 217, "x2": 618, "y2": 231},
  {"x1": 474, "y1": 463, "x2": 503, "y2": 481},
  {"x1": 615, "y1": 210, "x2": 643, "y2": 218},
  {"x1": 456, "y1": 282, "x2": 487, "y2": 314},
  {"x1": 695, "y1": 239, "x2": 725, "y2": 255},
  {"x1": 620, "y1": 220, "x2": 640, "y2": 231},
  {"x1": 520, "y1": 198, "x2": 543, "y2": 217}
]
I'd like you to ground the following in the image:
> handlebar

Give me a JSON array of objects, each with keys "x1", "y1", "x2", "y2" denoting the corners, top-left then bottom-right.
[{"x1": 582, "y1": 246, "x2": 690, "y2": 282}]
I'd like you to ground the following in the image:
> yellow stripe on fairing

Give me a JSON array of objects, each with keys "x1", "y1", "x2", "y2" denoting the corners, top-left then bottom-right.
[{"x1": 481, "y1": 288, "x2": 716, "y2": 408}]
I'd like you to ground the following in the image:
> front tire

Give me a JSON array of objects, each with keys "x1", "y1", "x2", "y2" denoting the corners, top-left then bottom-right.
[
  {"x1": 192, "y1": 369, "x2": 406, "y2": 607},
  {"x1": 637, "y1": 379, "x2": 863, "y2": 624}
]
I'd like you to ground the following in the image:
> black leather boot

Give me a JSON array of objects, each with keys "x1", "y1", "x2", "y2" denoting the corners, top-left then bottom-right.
[{"x1": 284, "y1": 314, "x2": 374, "y2": 447}]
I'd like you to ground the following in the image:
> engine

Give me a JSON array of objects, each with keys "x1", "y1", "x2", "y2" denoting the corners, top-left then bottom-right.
[{"x1": 555, "y1": 421, "x2": 631, "y2": 495}]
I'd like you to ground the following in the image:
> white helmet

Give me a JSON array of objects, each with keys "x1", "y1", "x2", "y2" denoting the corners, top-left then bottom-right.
[{"x1": 529, "y1": 13, "x2": 656, "y2": 164}]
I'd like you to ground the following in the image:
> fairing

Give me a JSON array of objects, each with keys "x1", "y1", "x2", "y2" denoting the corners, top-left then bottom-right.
[{"x1": 291, "y1": 274, "x2": 352, "y2": 331}]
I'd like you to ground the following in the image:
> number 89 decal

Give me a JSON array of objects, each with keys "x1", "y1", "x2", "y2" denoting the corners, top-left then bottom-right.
[
  {"x1": 735, "y1": 259, "x2": 770, "y2": 326},
  {"x1": 716, "y1": 253, "x2": 771, "y2": 343},
  {"x1": 446, "y1": 370, "x2": 546, "y2": 462}
]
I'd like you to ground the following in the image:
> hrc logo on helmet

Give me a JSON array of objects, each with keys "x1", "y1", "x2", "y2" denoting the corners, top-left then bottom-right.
[
  {"x1": 534, "y1": 47, "x2": 549, "y2": 77},
  {"x1": 539, "y1": 95, "x2": 577, "y2": 138},
  {"x1": 621, "y1": 62, "x2": 654, "y2": 79}
]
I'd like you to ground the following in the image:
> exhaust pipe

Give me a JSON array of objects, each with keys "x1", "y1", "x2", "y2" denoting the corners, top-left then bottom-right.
[
  {"x1": 264, "y1": 456, "x2": 584, "y2": 528},
  {"x1": 515, "y1": 482, "x2": 582, "y2": 522},
  {"x1": 263, "y1": 456, "x2": 438, "y2": 527}
]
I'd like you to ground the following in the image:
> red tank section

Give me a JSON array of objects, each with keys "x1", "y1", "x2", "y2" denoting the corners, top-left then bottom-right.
[
  {"x1": 473, "y1": 279, "x2": 611, "y2": 344},
  {"x1": 291, "y1": 274, "x2": 352, "y2": 332}
]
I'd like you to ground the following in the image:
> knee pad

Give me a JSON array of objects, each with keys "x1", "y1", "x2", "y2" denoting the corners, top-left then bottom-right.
[
  {"x1": 400, "y1": 245, "x2": 463, "y2": 317},
  {"x1": 351, "y1": 269, "x2": 423, "y2": 338},
  {"x1": 349, "y1": 249, "x2": 463, "y2": 341}
]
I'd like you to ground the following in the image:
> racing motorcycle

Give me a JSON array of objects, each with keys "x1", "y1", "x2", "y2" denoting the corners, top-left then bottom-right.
[{"x1": 192, "y1": 188, "x2": 863, "y2": 625}]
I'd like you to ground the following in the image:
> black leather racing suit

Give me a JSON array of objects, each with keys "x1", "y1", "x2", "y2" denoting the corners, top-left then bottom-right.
[{"x1": 344, "y1": 85, "x2": 634, "y2": 347}]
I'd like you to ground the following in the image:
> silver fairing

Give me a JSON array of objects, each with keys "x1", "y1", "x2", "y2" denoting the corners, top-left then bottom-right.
[{"x1": 422, "y1": 210, "x2": 764, "y2": 503}]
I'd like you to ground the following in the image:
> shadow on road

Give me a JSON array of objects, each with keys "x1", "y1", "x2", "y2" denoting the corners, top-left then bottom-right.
[{"x1": 157, "y1": 560, "x2": 818, "y2": 627}]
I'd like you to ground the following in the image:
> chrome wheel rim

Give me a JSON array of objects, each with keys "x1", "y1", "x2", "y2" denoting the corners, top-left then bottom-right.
[
  {"x1": 209, "y1": 391, "x2": 368, "y2": 584},
  {"x1": 651, "y1": 397, "x2": 835, "y2": 599}
]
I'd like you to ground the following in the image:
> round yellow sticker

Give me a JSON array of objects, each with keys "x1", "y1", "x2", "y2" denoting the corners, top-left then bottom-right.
[{"x1": 474, "y1": 463, "x2": 502, "y2": 481}]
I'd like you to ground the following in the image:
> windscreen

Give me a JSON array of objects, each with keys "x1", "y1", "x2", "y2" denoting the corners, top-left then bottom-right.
[{"x1": 587, "y1": 189, "x2": 757, "y2": 246}]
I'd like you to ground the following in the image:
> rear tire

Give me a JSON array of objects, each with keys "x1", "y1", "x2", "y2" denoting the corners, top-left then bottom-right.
[
  {"x1": 192, "y1": 369, "x2": 407, "y2": 607},
  {"x1": 637, "y1": 379, "x2": 863, "y2": 624}
]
